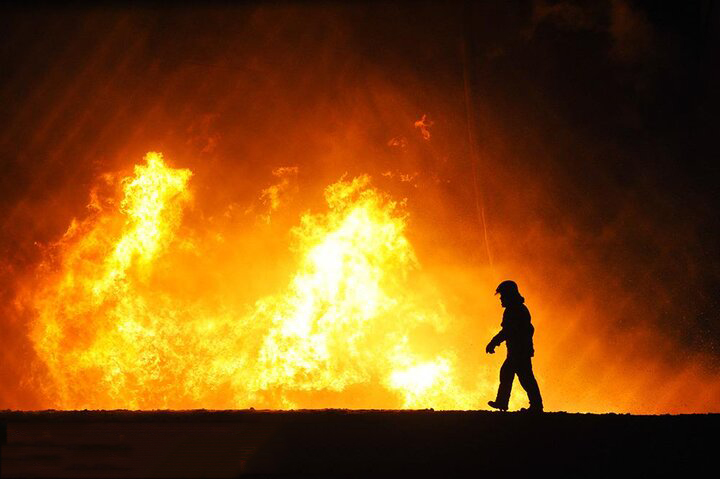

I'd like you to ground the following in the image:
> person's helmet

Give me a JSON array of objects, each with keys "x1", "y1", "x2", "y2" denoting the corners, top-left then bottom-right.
[{"x1": 495, "y1": 280, "x2": 519, "y2": 296}]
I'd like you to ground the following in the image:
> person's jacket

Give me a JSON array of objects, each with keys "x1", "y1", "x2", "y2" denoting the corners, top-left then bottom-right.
[{"x1": 489, "y1": 302, "x2": 535, "y2": 357}]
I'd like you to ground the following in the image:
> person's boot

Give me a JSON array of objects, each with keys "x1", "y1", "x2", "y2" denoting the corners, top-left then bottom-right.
[
  {"x1": 488, "y1": 400, "x2": 508, "y2": 411},
  {"x1": 519, "y1": 405, "x2": 544, "y2": 414}
]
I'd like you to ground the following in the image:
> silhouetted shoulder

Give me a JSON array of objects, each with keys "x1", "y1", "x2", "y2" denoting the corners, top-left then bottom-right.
[{"x1": 502, "y1": 303, "x2": 531, "y2": 323}]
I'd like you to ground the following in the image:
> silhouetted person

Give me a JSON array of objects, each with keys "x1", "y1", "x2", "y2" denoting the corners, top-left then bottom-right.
[{"x1": 486, "y1": 280, "x2": 543, "y2": 412}]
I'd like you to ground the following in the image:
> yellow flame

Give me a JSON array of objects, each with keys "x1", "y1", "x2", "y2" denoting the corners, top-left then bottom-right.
[
  {"x1": 94, "y1": 152, "x2": 192, "y2": 296},
  {"x1": 28, "y1": 153, "x2": 483, "y2": 409}
]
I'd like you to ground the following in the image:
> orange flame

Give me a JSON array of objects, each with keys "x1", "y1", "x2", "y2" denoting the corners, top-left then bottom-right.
[{"x1": 27, "y1": 152, "x2": 487, "y2": 409}]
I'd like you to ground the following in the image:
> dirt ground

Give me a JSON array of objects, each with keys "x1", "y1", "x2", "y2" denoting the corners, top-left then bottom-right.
[{"x1": 0, "y1": 409, "x2": 716, "y2": 477}]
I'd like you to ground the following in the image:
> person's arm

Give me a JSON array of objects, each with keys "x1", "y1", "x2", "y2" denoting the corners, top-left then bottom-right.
[{"x1": 486, "y1": 329, "x2": 506, "y2": 354}]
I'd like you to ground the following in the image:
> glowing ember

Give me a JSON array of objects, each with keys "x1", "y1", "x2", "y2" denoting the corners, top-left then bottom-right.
[
  {"x1": 414, "y1": 114, "x2": 433, "y2": 140},
  {"x1": 26, "y1": 152, "x2": 483, "y2": 409}
]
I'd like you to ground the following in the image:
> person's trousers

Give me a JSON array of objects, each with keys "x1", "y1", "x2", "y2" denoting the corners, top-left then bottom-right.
[{"x1": 495, "y1": 355, "x2": 543, "y2": 408}]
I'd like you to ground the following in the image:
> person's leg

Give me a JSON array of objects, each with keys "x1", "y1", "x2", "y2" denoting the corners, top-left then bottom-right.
[
  {"x1": 516, "y1": 356, "x2": 543, "y2": 410},
  {"x1": 494, "y1": 357, "x2": 516, "y2": 408}
]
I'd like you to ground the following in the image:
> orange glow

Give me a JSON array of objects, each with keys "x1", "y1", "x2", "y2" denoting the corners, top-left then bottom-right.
[
  {"x1": 10, "y1": 148, "x2": 720, "y2": 413},
  {"x1": 3, "y1": 6, "x2": 719, "y2": 416},
  {"x1": 24, "y1": 153, "x2": 491, "y2": 409}
]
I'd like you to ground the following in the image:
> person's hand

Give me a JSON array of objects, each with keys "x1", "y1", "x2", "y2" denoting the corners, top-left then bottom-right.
[{"x1": 486, "y1": 342, "x2": 495, "y2": 354}]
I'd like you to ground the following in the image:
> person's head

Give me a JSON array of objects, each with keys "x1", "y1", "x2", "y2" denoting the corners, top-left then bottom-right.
[{"x1": 495, "y1": 280, "x2": 525, "y2": 307}]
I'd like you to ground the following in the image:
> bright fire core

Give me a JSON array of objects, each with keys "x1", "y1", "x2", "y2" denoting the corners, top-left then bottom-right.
[{"x1": 27, "y1": 152, "x2": 486, "y2": 410}]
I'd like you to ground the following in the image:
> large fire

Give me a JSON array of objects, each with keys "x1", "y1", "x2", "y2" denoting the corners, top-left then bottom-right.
[
  {"x1": 3, "y1": 5, "x2": 720, "y2": 416},
  {"x1": 25, "y1": 152, "x2": 487, "y2": 409}
]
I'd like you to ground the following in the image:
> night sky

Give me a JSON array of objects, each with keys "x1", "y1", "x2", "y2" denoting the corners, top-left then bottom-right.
[{"x1": 1, "y1": 1, "x2": 718, "y2": 410}]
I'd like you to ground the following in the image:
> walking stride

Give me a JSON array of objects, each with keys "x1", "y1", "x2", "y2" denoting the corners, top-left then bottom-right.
[{"x1": 486, "y1": 280, "x2": 543, "y2": 412}]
